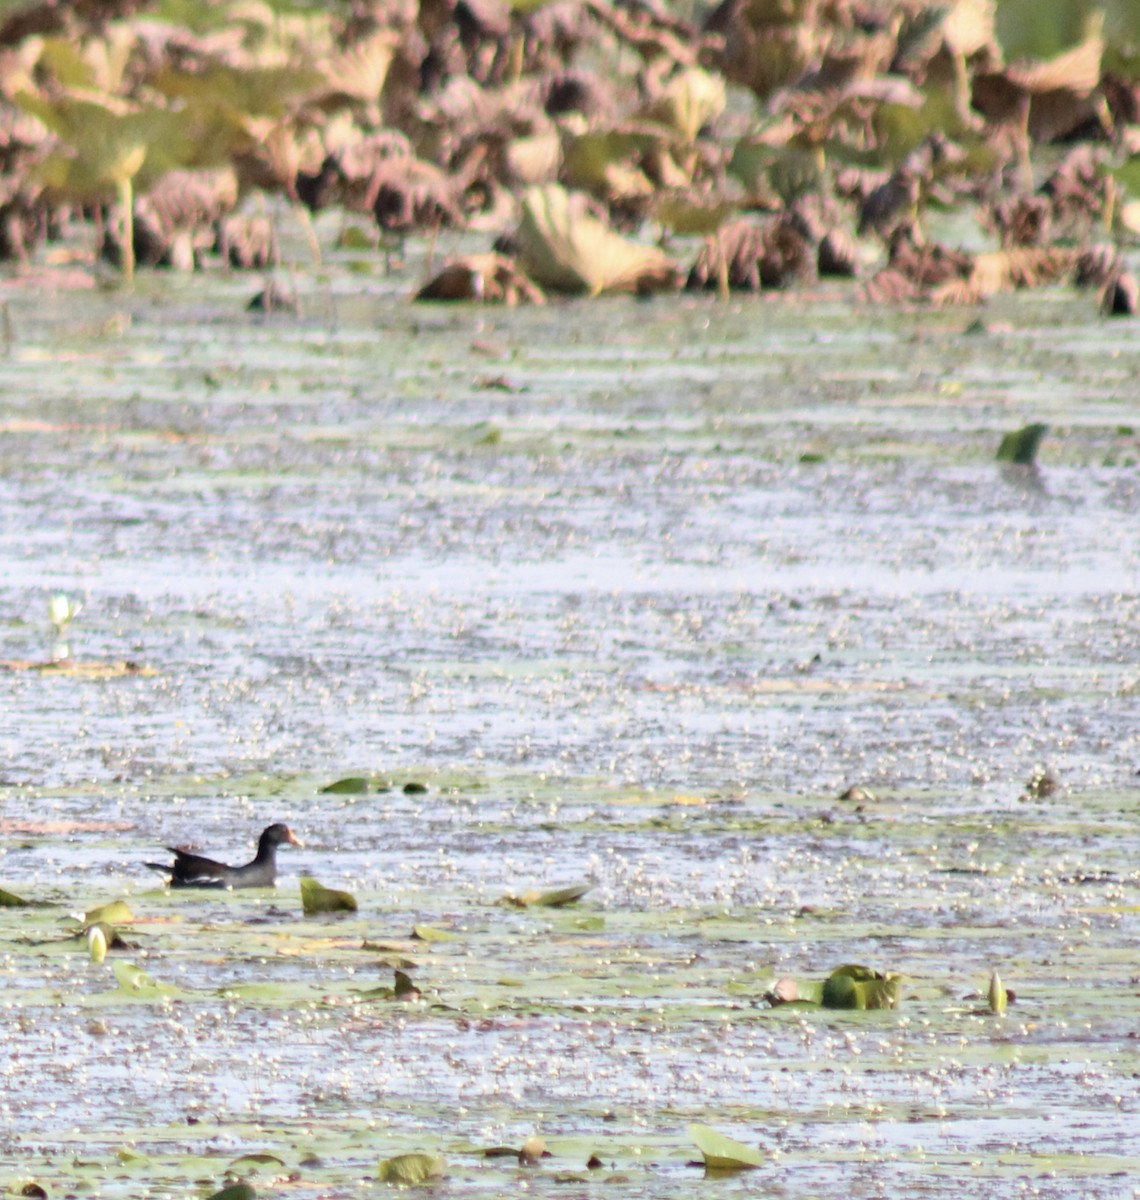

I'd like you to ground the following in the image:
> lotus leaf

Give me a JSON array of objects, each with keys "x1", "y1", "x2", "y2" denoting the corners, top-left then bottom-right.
[
  {"x1": 643, "y1": 68, "x2": 726, "y2": 142},
  {"x1": 516, "y1": 185, "x2": 677, "y2": 296}
]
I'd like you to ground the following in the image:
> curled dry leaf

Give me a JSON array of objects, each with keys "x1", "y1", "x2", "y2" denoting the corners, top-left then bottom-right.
[
  {"x1": 642, "y1": 67, "x2": 726, "y2": 142},
  {"x1": 687, "y1": 216, "x2": 812, "y2": 293},
  {"x1": 516, "y1": 184, "x2": 678, "y2": 296}
]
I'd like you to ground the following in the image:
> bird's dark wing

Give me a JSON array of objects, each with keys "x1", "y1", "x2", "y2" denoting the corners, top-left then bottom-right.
[{"x1": 166, "y1": 847, "x2": 232, "y2": 887}]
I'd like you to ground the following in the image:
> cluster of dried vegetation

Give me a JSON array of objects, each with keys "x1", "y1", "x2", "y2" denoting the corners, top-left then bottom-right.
[{"x1": 0, "y1": 0, "x2": 1138, "y2": 309}]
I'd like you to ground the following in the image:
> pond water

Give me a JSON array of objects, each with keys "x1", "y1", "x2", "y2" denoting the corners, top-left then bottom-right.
[{"x1": 0, "y1": 243, "x2": 1138, "y2": 1198}]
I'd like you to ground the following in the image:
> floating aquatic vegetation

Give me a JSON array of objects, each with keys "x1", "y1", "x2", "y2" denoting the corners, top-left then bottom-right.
[
  {"x1": 688, "y1": 1123, "x2": 763, "y2": 1173},
  {"x1": 376, "y1": 1153, "x2": 445, "y2": 1184},
  {"x1": 503, "y1": 883, "x2": 592, "y2": 908},
  {"x1": 766, "y1": 964, "x2": 902, "y2": 1010},
  {"x1": 996, "y1": 422, "x2": 1049, "y2": 465},
  {"x1": 318, "y1": 776, "x2": 371, "y2": 794},
  {"x1": 300, "y1": 875, "x2": 358, "y2": 915}
]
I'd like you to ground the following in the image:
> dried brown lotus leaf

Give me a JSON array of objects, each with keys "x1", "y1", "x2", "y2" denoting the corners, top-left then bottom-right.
[
  {"x1": 517, "y1": 184, "x2": 677, "y2": 296},
  {"x1": 942, "y1": 0, "x2": 996, "y2": 59},
  {"x1": 1007, "y1": 26, "x2": 1103, "y2": 95},
  {"x1": 504, "y1": 131, "x2": 561, "y2": 187},
  {"x1": 322, "y1": 31, "x2": 397, "y2": 104},
  {"x1": 643, "y1": 67, "x2": 726, "y2": 141}
]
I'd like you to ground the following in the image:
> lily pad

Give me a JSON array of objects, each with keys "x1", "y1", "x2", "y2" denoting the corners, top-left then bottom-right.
[
  {"x1": 504, "y1": 883, "x2": 592, "y2": 908},
  {"x1": 205, "y1": 1185, "x2": 256, "y2": 1200},
  {"x1": 300, "y1": 876, "x2": 358, "y2": 915},
  {"x1": 688, "y1": 1123, "x2": 763, "y2": 1171},
  {"x1": 820, "y1": 964, "x2": 902, "y2": 1010},
  {"x1": 111, "y1": 960, "x2": 180, "y2": 997},
  {"x1": 996, "y1": 422, "x2": 1049, "y2": 464},
  {"x1": 410, "y1": 925, "x2": 457, "y2": 943},
  {"x1": 376, "y1": 1153, "x2": 445, "y2": 1183},
  {"x1": 318, "y1": 776, "x2": 370, "y2": 794},
  {"x1": 83, "y1": 900, "x2": 134, "y2": 926}
]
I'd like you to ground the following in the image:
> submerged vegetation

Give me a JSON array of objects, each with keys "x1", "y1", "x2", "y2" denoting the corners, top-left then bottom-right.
[{"x1": 0, "y1": 0, "x2": 1137, "y2": 306}]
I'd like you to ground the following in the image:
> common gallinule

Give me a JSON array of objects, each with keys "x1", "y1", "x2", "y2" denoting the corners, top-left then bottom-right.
[{"x1": 146, "y1": 823, "x2": 303, "y2": 888}]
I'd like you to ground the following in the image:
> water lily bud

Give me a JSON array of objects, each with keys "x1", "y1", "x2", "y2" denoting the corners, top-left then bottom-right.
[
  {"x1": 87, "y1": 925, "x2": 108, "y2": 964},
  {"x1": 988, "y1": 970, "x2": 1007, "y2": 1015}
]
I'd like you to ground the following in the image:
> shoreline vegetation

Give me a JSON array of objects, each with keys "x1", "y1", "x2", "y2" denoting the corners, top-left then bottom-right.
[{"x1": 0, "y1": 0, "x2": 1137, "y2": 309}]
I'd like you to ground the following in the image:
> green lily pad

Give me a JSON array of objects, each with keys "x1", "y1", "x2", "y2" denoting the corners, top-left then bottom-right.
[
  {"x1": 688, "y1": 1123, "x2": 763, "y2": 1171},
  {"x1": 205, "y1": 1185, "x2": 256, "y2": 1200},
  {"x1": 393, "y1": 969, "x2": 419, "y2": 998},
  {"x1": 504, "y1": 883, "x2": 592, "y2": 908},
  {"x1": 318, "y1": 776, "x2": 370, "y2": 794},
  {"x1": 376, "y1": 1153, "x2": 445, "y2": 1183},
  {"x1": 227, "y1": 1154, "x2": 285, "y2": 1170},
  {"x1": 820, "y1": 964, "x2": 902, "y2": 1010},
  {"x1": 300, "y1": 876, "x2": 358, "y2": 915},
  {"x1": 83, "y1": 900, "x2": 134, "y2": 926},
  {"x1": 996, "y1": 422, "x2": 1048, "y2": 464},
  {"x1": 111, "y1": 960, "x2": 180, "y2": 997},
  {"x1": 410, "y1": 925, "x2": 457, "y2": 943}
]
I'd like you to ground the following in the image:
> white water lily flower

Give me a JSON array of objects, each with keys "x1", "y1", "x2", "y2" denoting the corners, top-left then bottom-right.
[{"x1": 48, "y1": 593, "x2": 82, "y2": 634}]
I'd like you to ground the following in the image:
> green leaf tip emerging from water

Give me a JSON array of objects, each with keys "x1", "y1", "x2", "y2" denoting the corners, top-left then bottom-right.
[
  {"x1": 300, "y1": 876, "x2": 358, "y2": 915},
  {"x1": 820, "y1": 963, "x2": 902, "y2": 1010},
  {"x1": 996, "y1": 423, "x2": 1048, "y2": 464},
  {"x1": 0, "y1": 885, "x2": 37, "y2": 907},
  {"x1": 504, "y1": 882, "x2": 592, "y2": 908},
  {"x1": 376, "y1": 1153, "x2": 445, "y2": 1184},
  {"x1": 688, "y1": 1123, "x2": 763, "y2": 1171}
]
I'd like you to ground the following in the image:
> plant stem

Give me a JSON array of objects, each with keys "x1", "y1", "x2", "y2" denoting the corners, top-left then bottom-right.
[{"x1": 117, "y1": 176, "x2": 135, "y2": 282}]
